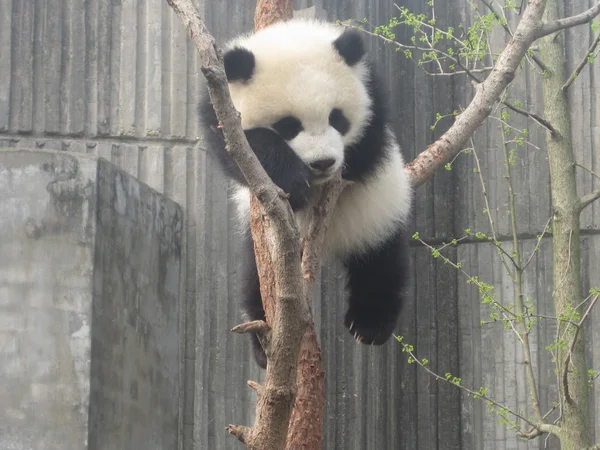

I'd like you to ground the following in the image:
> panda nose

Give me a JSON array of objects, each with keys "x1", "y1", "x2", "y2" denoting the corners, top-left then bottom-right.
[{"x1": 309, "y1": 158, "x2": 336, "y2": 172}]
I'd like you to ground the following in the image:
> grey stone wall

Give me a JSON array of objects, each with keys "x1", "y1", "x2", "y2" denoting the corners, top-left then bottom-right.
[{"x1": 0, "y1": 150, "x2": 183, "y2": 450}]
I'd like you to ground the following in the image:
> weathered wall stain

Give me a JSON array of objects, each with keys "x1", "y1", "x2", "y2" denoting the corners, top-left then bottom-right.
[{"x1": 0, "y1": 150, "x2": 183, "y2": 450}]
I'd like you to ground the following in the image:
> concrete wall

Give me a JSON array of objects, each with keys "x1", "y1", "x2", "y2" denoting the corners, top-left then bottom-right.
[
  {"x1": 0, "y1": 0, "x2": 599, "y2": 449},
  {"x1": 0, "y1": 150, "x2": 183, "y2": 450}
]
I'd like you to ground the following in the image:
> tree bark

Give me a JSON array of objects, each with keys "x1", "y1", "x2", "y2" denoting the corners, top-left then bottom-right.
[
  {"x1": 539, "y1": 0, "x2": 591, "y2": 448},
  {"x1": 255, "y1": 0, "x2": 293, "y2": 29},
  {"x1": 286, "y1": 178, "x2": 348, "y2": 449}
]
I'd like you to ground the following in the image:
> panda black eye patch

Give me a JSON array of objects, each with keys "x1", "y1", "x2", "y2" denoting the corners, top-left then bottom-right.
[
  {"x1": 272, "y1": 116, "x2": 303, "y2": 140},
  {"x1": 329, "y1": 108, "x2": 350, "y2": 135}
]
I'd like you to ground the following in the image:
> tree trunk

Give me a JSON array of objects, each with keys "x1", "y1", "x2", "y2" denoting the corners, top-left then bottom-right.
[
  {"x1": 539, "y1": 1, "x2": 590, "y2": 447},
  {"x1": 253, "y1": 4, "x2": 327, "y2": 449},
  {"x1": 255, "y1": 0, "x2": 293, "y2": 29}
]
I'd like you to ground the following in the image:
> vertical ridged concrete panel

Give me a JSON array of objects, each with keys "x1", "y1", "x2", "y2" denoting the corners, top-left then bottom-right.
[{"x1": 1, "y1": 0, "x2": 599, "y2": 448}]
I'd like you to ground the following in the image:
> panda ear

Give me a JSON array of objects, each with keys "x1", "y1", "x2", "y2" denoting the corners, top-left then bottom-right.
[
  {"x1": 223, "y1": 47, "x2": 255, "y2": 82},
  {"x1": 333, "y1": 29, "x2": 365, "y2": 66}
]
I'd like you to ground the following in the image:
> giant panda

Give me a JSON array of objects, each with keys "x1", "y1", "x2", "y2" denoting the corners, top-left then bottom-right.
[{"x1": 199, "y1": 19, "x2": 413, "y2": 368}]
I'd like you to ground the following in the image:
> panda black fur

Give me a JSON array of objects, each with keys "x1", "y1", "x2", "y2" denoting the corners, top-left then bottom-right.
[{"x1": 199, "y1": 20, "x2": 413, "y2": 368}]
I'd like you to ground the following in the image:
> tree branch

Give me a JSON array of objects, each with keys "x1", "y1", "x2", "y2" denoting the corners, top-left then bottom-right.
[
  {"x1": 166, "y1": 1, "x2": 308, "y2": 448},
  {"x1": 501, "y1": 99, "x2": 557, "y2": 134},
  {"x1": 231, "y1": 320, "x2": 271, "y2": 337},
  {"x1": 226, "y1": 425, "x2": 252, "y2": 443},
  {"x1": 480, "y1": 0, "x2": 549, "y2": 72},
  {"x1": 575, "y1": 162, "x2": 600, "y2": 181},
  {"x1": 501, "y1": 119, "x2": 545, "y2": 424},
  {"x1": 562, "y1": 32, "x2": 600, "y2": 90},
  {"x1": 286, "y1": 174, "x2": 349, "y2": 449},
  {"x1": 537, "y1": 1, "x2": 600, "y2": 38},
  {"x1": 405, "y1": 0, "x2": 550, "y2": 187},
  {"x1": 517, "y1": 423, "x2": 560, "y2": 440},
  {"x1": 397, "y1": 337, "x2": 556, "y2": 434},
  {"x1": 579, "y1": 188, "x2": 600, "y2": 211},
  {"x1": 354, "y1": 18, "x2": 556, "y2": 135},
  {"x1": 576, "y1": 162, "x2": 600, "y2": 212}
]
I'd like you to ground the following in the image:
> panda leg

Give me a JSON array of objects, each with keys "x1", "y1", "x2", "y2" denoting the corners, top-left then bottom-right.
[
  {"x1": 241, "y1": 232, "x2": 268, "y2": 368},
  {"x1": 342, "y1": 228, "x2": 410, "y2": 345}
]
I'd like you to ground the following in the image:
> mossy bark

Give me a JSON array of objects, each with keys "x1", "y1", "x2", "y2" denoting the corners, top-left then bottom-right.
[{"x1": 539, "y1": 1, "x2": 591, "y2": 447}]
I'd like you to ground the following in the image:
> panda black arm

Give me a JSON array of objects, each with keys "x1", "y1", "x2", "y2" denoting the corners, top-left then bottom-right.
[
  {"x1": 243, "y1": 128, "x2": 314, "y2": 210},
  {"x1": 199, "y1": 96, "x2": 313, "y2": 210}
]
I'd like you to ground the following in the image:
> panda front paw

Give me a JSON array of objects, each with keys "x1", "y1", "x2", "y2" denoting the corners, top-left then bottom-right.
[
  {"x1": 344, "y1": 306, "x2": 399, "y2": 345},
  {"x1": 278, "y1": 163, "x2": 313, "y2": 211}
]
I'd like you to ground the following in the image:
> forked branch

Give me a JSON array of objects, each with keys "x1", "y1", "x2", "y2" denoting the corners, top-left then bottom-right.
[
  {"x1": 405, "y1": 0, "x2": 551, "y2": 187},
  {"x1": 537, "y1": 1, "x2": 600, "y2": 38}
]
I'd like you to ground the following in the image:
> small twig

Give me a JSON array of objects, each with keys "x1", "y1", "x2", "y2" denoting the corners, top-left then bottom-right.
[
  {"x1": 542, "y1": 403, "x2": 559, "y2": 420},
  {"x1": 575, "y1": 162, "x2": 600, "y2": 211},
  {"x1": 487, "y1": 113, "x2": 542, "y2": 149},
  {"x1": 575, "y1": 162, "x2": 600, "y2": 181},
  {"x1": 522, "y1": 216, "x2": 553, "y2": 271},
  {"x1": 501, "y1": 117, "x2": 544, "y2": 424},
  {"x1": 579, "y1": 188, "x2": 600, "y2": 211},
  {"x1": 537, "y1": 2, "x2": 600, "y2": 38},
  {"x1": 418, "y1": 237, "x2": 518, "y2": 320},
  {"x1": 231, "y1": 320, "x2": 271, "y2": 336},
  {"x1": 562, "y1": 295, "x2": 599, "y2": 403},
  {"x1": 226, "y1": 425, "x2": 251, "y2": 443},
  {"x1": 562, "y1": 32, "x2": 600, "y2": 90},
  {"x1": 480, "y1": 0, "x2": 549, "y2": 72},
  {"x1": 471, "y1": 142, "x2": 519, "y2": 276},
  {"x1": 425, "y1": 68, "x2": 493, "y2": 76},
  {"x1": 501, "y1": 100, "x2": 557, "y2": 134},
  {"x1": 393, "y1": 2, "x2": 469, "y2": 50},
  {"x1": 247, "y1": 380, "x2": 264, "y2": 396},
  {"x1": 396, "y1": 335, "x2": 557, "y2": 434}
]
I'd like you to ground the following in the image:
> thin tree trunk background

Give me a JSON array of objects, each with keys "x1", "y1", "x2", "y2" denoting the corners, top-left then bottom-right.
[{"x1": 539, "y1": 0, "x2": 590, "y2": 447}]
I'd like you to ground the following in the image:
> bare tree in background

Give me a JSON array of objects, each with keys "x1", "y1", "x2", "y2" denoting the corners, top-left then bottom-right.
[{"x1": 166, "y1": 0, "x2": 600, "y2": 448}]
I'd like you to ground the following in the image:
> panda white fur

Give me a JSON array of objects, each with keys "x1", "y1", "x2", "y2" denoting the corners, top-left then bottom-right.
[{"x1": 199, "y1": 20, "x2": 413, "y2": 368}]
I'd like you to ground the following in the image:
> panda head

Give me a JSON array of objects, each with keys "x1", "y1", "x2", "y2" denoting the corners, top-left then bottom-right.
[{"x1": 222, "y1": 20, "x2": 372, "y2": 183}]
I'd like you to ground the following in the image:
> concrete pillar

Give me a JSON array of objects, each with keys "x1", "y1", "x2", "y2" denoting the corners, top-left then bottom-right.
[{"x1": 0, "y1": 149, "x2": 183, "y2": 450}]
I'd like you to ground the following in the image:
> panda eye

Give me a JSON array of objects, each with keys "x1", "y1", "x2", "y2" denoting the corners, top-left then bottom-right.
[
  {"x1": 329, "y1": 108, "x2": 350, "y2": 135},
  {"x1": 272, "y1": 116, "x2": 303, "y2": 140}
]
